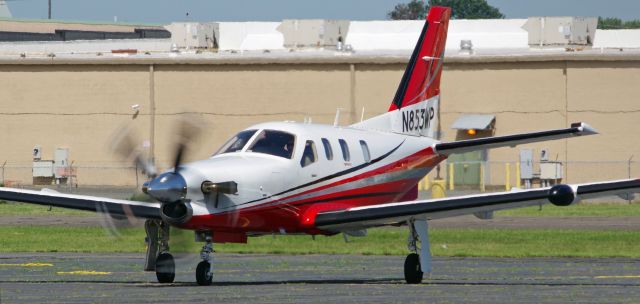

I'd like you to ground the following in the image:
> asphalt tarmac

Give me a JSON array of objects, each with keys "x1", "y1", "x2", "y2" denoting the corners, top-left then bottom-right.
[{"x1": 1, "y1": 253, "x2": 639, "y2": 303}]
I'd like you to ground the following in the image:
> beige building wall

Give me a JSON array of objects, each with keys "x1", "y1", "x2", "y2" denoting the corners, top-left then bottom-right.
[{"x1": 0, "y1": 56, "x2": 637, "y2": 186}]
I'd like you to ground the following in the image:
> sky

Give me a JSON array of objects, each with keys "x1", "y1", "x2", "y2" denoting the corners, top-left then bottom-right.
[{"x1": 2, "y1": 0, "x2": 640, "y2": 24}]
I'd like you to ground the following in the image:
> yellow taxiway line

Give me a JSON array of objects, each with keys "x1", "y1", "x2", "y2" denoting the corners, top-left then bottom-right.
[
  {"x1": 594, "y1": 275, "x2": 640, "y2": 279},
  {"x1": 0, "y1": 263, "x2": 53, "y2": 267},
  {"x1": 56, "y1": 270, "x2": 112, "y2": 275}
]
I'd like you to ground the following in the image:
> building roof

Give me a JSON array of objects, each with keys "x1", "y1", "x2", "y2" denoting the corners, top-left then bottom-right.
[{"x1": 2, "y1": 17, "x2": 640, "y2": 63}]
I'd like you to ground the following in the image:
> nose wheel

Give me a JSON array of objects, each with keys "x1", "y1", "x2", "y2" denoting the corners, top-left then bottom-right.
[
  {"x1": 196, "y1": 232, "x2": 214, "y2": 286},
  {"x1": 196, "y1": 261, "x2": 212, "y2": 285}
]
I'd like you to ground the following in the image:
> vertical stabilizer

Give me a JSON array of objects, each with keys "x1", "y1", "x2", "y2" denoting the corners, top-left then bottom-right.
[{"x1": 352, "y1": 6, "x2": 450, "y2": 137}]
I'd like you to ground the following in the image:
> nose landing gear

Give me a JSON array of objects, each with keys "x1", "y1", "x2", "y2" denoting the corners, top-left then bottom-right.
[{"x1": 196, "y1": 233, "x2": 214, "y2": 286}]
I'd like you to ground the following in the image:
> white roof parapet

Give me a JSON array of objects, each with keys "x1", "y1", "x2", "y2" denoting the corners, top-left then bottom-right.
[
  {"x1": 218, "y1": 22, "x2": 284, "y2": 51},
  {"x1": 346, "y1": 19, "x2": 529, "y2": 51},
  {"x1": 448, "y1": 19, "x2": 528, "y2": 50},
  {"x1": 593, "y1": 29, "x2": 640, "y2": 49},
  {"x1": 346, "y1": 20, "x2": 423, "y2": 50},
  {"x1": 0, "y1": 39, "x2": 172, "y2": 55}
]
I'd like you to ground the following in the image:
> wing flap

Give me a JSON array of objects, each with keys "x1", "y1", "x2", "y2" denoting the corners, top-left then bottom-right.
[
  {"x1": 0, "y1": 187, "x2": 161, "y2": 219},
  {"x1": 315, "y1": 178, "x2": 640, "y2": 231}
]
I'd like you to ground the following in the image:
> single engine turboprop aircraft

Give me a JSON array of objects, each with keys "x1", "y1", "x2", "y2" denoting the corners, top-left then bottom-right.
[{"x1": 2, "y1": 6, "x2": 639, "y2": 285}]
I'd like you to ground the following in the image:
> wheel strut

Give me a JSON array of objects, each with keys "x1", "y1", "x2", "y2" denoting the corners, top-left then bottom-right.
[
  {"x1": 196, "y1": 231, "x2": 214, "y2": 286},
  {"x1": 404, "y1": 219, "x2": 431, "y2": 284}
]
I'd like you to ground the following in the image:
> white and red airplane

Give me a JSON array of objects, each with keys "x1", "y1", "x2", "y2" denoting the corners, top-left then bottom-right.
[{"x1": 2, "y1": 6, "x2": 639, "y2": 285}]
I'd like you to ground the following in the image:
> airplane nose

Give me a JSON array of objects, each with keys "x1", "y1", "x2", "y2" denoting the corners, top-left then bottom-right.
[{"x1": 143, "y1": 172, "x2": 188, "y2": 202}]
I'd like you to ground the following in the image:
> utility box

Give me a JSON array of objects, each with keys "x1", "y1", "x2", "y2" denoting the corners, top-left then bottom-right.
[
  {"x1": 519, "y1": 149, "x2": 534, "y2": 179},
  {"x1": 165, "y1": 22, "x2": 218, "y2": 49},
  {"x1": 540, "y1": 162, "x2": 563, "y2": 179},
  {"x1": 33, "y1": 161, "x2": 54, "y2": 177},
  {"x1": 33, "y1": 160, "x2": 54, "y2": 185},
  {"x1": 523, "y1": 17, "x2": 597, "y2": 47},
  {"x1": 54, "y1": 148, "x2": 69, "y2": 179},
  {"x1": 278, "y1": 19, "x2": 349, "y2": 48}
]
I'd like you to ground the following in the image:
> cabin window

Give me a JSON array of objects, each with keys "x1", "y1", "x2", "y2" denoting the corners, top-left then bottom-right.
[
  {"x1": 215, "y1": 129, "x2": 257, "y2": 155},
  {"x1": 360, "y1": 140, "x2": 371, "y2": 163},
  {"x1": 321, "y1": 138, "x2": 333, "y2": 160},
  {"x1": 246, "y1": 130, "x2": 296, "y2": 159},
  {"x1": 300, "y1": 140, "x2": 317, "y2": 167},
  {"x1": 339, "y1": 139, "x2": 350, "y2": 162}
]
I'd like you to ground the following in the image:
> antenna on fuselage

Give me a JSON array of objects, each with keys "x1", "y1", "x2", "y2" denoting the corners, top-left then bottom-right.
[
  {"x1": 333, "y1": 108, "x2": 343, "y2": 127},
  {"x1": 360, "y1": 107, "x2": 365, "y2": 122}
]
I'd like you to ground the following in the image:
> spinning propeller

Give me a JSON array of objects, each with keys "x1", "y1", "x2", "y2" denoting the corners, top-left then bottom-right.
[{"x1": 105, "y1": 117, "x2": 206, "y2": 253}]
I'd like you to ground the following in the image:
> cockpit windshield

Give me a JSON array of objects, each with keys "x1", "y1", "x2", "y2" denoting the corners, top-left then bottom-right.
[
  {"x1": 215, "y1": 129, "x2": 257, "y2": 155},
  {"x1": 246, "y1": 130, "x2": 295, "y2": 159}
]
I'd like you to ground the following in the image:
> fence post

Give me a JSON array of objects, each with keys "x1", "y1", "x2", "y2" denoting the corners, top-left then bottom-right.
[
  {"x1": 480, "y1": 163, "x2": 485, "y2": 192},
  {"x1": 448, "y1": 163, "x2": 454, "y2": 191},
  {"x1": 515, "y1": 162, "x2": 521, "y2": 189},
  {"x1": 629, "y1": 155, "x2": 634, "y2": 204},
  {"x1": 0, "y1": 161, "x2": 5, "y2": 186},
  {"x1": 505, "y1": 162, "x2": 511, "y2": 191}
]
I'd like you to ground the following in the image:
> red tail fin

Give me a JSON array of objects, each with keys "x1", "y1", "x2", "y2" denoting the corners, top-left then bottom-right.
[{"x1": 389, "y1": 6, "x2": 450, "y2": 111}]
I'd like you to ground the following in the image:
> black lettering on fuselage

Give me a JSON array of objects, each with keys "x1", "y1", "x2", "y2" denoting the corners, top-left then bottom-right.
[{"x1": 401, "y1": 104, "x2": 435, "y2": 133}]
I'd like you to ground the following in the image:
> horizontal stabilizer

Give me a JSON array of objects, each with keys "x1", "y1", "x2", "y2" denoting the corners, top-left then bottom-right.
[{"x1": 434, "y1": 122, "x2": 597, "y2": 155}]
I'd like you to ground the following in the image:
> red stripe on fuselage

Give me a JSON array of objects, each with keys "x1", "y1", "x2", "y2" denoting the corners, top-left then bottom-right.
[
  {"x1": 182, "y1": 146, "x2": 446, "y2": 234},
  {"x1": 238, "y1": 146, "x2": 444, "y2": 213}
]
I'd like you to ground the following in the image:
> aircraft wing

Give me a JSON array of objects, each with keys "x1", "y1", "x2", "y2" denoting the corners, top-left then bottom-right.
[
  {"x1": 0, "y1": 187, "x2": 161, "y2": 219},
  {"x1": 434, "y1": 122, "x2": 596, "y2": 155},
  {"x1": 313, "y1": 179, "x2": 640, "y2": 232}
]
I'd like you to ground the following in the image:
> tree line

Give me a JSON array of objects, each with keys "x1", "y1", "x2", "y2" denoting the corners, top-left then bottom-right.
[{"x1": 388, "y1": 0, "x2": 640, "y2": 30}]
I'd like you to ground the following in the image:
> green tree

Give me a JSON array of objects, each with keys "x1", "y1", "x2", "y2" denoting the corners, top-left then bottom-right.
[
  {"x1": 387, "y1": 0, "x2": 427, "y2": 20},
  {"x1": 598, "y1": 17, "x2": 623, "y2": 29},
  {"x1": 388, "y1": 0, "x2": 504, "y2": 20},
  {"x1": 597, "y1": 17, "x2": 640, "y2": 29}
]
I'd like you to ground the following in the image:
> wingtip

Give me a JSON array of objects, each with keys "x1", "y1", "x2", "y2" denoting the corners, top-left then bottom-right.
[{"x1": 572, "y1": 122, "x2": 598, "y2": 135}]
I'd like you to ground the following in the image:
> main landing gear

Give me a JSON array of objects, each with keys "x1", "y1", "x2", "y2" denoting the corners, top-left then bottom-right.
[
  {"x1": 404, "y1": 219, "x2": 431, "y2": 284},
  {"x1": 144, "y1": 220, "x2": 216, "y2": 285},
  {"x1": 145, "y1": 219, "x2": 175, "y2": 283}
]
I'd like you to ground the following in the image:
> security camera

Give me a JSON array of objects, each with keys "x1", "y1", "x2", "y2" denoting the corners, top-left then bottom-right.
[{"x1": 131, "y1": 104, "x2": 140, "y2": 111}]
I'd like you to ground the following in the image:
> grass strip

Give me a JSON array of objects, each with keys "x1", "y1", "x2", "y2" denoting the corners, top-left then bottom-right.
[
  {"x1": 0, "y1": 202, "x2": 95, "y2": 216},
  {"x1": 2, "y1": 226, "x2": 640, "y2": 258},
  {"x1": 496, "y1": 203, "x2": 640, "y2": 217}
]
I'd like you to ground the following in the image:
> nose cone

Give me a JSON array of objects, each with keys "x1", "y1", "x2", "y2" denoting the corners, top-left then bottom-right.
[{"x1": 143, "y1": 172, "x2": 187, "y2": 202}]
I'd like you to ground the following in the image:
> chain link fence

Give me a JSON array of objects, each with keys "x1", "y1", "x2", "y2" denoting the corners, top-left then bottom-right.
[
  {"x1": 417, "y1": 160, "x2": 640, "y2": 202},
  {"x1": 0, "y1": 163, "x2": 175, "y2": 188}
]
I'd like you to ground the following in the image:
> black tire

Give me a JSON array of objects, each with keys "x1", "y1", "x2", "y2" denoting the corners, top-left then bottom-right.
[
  {"x1": 155, "y1": 252, "x2": 175, "y2": 283},
  {"x1": 196, "y1": 261, "x2": 213, "y2": 286},
  {"x1": 404, "y1": 253, "x2": 423, "y2": 284}
]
